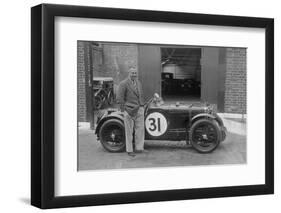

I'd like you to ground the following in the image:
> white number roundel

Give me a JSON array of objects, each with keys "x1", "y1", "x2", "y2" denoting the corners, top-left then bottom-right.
[{"x1": 145, "y1": 112, "x2": 168, "y2": 136}]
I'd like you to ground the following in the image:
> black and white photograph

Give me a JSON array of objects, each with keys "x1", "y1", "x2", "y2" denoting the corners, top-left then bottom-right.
[
  {"x1": 29, "y1": 2, "x2": 274, "y2": 210},
  {"x1": 77, "y1": 41, "x2": 247, "y2": 171},
  {"x1": 0, "y1": 0, "x2": 278, "y2": 211}
]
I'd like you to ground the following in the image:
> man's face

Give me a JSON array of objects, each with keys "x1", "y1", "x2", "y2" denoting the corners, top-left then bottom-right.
[{"x1": 129, "y1": 68, "x2": 138, "y2": 81}]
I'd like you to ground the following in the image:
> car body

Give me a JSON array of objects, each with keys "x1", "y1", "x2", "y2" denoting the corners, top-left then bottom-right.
[{"x1": 95, "y1": 96, "x2": 227, "y2": 153}]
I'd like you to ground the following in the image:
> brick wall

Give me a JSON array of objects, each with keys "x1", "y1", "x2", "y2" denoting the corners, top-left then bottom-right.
[
  {"x1": 97, "y1": 43, "x2": 138, "y2": 83},
  {"x1": 224, "y1": 48, "x2": 247, "y2": 114},
  {"x1": 77, "y1": 42, "x2": 138, "y2": 122},
  {"x1": 92, "y1": 43, "x2": 138, "y2": 97},
  {"x1": 77, "y1": 41, "x2": 87, "y2": 122}
]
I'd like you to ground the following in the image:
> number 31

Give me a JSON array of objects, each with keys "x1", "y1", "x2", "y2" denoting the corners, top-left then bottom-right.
[{"x1": 148, "y1": 117, "x2": 161, "y2": 132}]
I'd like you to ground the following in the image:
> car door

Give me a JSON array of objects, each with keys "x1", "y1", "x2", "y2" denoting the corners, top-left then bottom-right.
[{"x1": 167, "y1": 107, "x2": 189, "y2": 140}]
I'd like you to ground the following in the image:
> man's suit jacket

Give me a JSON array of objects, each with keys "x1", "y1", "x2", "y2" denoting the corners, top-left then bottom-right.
[{"x1": 116, "y1": 78, "x2": 144, "y2": 117}]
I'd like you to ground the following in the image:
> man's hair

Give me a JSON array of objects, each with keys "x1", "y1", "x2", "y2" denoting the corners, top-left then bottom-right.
[{"x1": 128, "y1": 66, "x2": 137, "y2": 71}]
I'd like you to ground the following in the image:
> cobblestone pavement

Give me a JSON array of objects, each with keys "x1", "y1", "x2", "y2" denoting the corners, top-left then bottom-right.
[{"x1": 78, "y1": 126, "x2": 246, "y2": 171}]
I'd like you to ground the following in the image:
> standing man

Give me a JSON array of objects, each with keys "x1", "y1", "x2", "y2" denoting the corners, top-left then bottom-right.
[{"x1": 117, "y1": 67, "x2": 146, "y2": 156}]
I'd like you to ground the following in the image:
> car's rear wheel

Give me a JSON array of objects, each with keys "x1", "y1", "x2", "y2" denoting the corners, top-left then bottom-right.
[
  {"x1": 189, "y1": 119, "x2": 220, "y2": 153},
  {"x1": 99, "y1": 119, "x2": 125, "y2": 152}
]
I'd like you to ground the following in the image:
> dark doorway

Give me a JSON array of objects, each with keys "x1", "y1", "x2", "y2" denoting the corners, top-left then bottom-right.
[{"x1": 161, "y1": 47, "x2": 201, "y2": 104}]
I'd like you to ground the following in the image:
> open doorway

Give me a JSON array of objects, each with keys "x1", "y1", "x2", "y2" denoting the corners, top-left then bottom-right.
[{"x1": 161, "y1": 47, "x2": 201, "y2": 104}]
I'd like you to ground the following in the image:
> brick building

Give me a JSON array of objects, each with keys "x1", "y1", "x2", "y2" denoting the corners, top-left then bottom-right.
[
  {"x1": 77, "y1": 41, "x2": 246, "y2": 122},
  {"x1": 225, "y1": 48, "x2": 247, "y2": 113}
]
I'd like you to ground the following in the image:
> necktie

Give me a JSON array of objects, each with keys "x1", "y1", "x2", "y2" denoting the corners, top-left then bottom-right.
[{"x1": 133, "y1": 80, "x2": 138, "y2": 94}]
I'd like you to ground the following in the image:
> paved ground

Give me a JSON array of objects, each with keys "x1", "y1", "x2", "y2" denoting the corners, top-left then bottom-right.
[{"x1": 78, "y1": 115, "x2": 246, "y2": 171}]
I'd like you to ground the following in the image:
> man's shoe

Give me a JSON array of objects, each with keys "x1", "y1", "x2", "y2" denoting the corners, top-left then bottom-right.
[
  {"x1": 135, "y1": 149, "x2": 148, "y2": 154},
  {"x1": 127, "y1": 152, "x2": 136, "y2": 157}
]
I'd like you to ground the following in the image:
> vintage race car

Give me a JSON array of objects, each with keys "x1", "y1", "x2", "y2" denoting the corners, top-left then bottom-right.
[{"x1": 95, "y1": 94, "x2": 227, "y2": 153}]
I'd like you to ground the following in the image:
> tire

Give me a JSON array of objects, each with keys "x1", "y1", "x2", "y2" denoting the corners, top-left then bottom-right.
[
  {"x1": 189, "y1": 119, "x2": 221, "y2": 153},
  {"x1": 107, "y1": 91, "x2": 114, "y2": 106},
  {"x1": 94, "y1": 95, "x2": 103, "y2": 110},
  {"x1": 99, "y1": 119, "x2": 126, "y2": 152}
]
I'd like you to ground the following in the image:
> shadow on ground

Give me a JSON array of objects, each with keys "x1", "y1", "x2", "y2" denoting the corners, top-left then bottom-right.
[{"x1": 19, "y1": 198, "x2": 30, "y2": 205}]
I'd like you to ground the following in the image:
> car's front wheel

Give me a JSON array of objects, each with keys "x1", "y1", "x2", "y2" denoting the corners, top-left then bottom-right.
[
  {"x1": 99, "y1": 119, "x2": 126, "y2": 152},
  {"x1": 189, "y1": 119, "x2": 220, "y2": 153}
]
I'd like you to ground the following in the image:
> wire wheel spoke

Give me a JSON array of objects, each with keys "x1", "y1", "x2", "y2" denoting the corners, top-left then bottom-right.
[
  {"x1": 94, "y1": 96, "x2": 102, "y2": 109},
  {"x1": 193, "y1": 123, "x2": 217, "y2": 147},
  {"x1": 102, "y1": 125, "x2": 124, "y2": 147}
]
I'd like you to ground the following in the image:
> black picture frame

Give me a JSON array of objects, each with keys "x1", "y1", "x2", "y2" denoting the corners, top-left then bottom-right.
[{"x1": 31, "y1": 3, "x2": 274, "y2": 209}]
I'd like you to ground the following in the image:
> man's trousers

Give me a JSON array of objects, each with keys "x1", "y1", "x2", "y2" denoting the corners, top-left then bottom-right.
[{"x1": 124, "y1": 107, "x2": 145, "y2": 152}]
